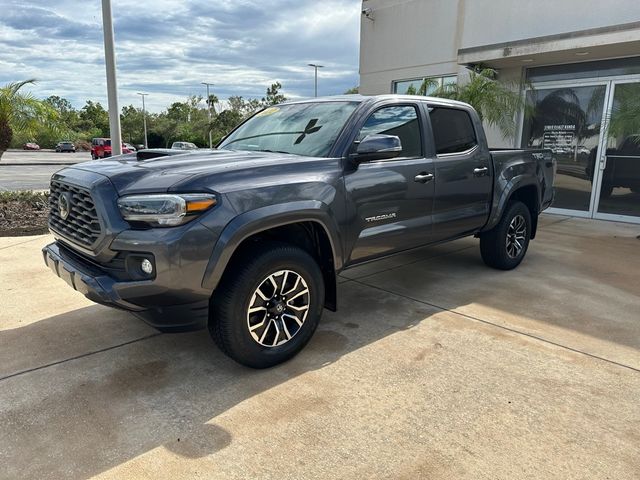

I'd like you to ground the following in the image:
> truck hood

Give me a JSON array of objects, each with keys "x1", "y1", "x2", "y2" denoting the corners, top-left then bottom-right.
[{"x1": 68, "y1": 149, "x2": 325, "y2": 195}]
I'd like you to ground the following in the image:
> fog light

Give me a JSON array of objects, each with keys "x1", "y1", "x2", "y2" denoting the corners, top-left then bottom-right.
[{"x1": 141, "y1": 258, "x2": 153, "y2": 275}]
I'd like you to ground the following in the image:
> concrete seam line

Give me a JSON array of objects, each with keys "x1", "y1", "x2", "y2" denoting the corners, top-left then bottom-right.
[
  {"x1": 352, "y1": 279, "x2": 640, "y2": 374},
  {"x1": 0, "y1": 236, "x2": 49, "y2": 250},
  {"x1": 0, "y1": 332, "x2": 162, "y2": 382},
  {"x1": 542, "y1": 216, "x2": 574, "y2": 227}
]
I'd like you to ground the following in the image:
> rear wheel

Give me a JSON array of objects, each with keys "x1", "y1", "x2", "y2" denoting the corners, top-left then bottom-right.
[
  {"x1": 209, "y1": 242, "x2": 324, "y2": 368},
  {"x1": 480, "y1": 201, "x2": 532, "y2": 270}
]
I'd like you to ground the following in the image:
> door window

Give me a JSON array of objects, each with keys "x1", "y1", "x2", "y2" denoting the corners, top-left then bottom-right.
[
  {"x1": 358, "y1": 105, "x2": 422, "y2": 157},
  {"x1": 428, "y1": 107, "x2": 477, "y2": 154}
]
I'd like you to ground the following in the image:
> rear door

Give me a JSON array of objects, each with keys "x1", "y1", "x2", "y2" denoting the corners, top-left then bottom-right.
[
  {"x1": 427, "y1": 105, "x2": 493, "y2": 240},
  {"x1": 344, "y1": 103, "x2": 436, "y2": 264}
]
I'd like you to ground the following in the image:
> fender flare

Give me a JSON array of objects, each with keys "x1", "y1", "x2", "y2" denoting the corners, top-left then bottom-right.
[
  {"x1": 483, "y1": 176, "x2": 541, "y2": 233},
  {"x1": 201, "y1": 200, "x2": 343, "y2": 291}
]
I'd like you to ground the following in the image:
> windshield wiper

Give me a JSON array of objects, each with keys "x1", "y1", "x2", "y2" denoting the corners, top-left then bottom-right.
[{"x1": 257, "y1": 149, "x2": 297, "y2": 155}]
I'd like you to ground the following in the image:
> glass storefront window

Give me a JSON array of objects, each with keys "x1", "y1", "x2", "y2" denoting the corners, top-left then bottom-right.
[
  {"x1": 393, "y1": 75, "x2": 457, "y2": 96},
  {"x1": 521, "y1": 85, "x2": 606, "y2": 212},
  {"x1": 597, "y1": 82, "x2": 640, "y2": 217}
]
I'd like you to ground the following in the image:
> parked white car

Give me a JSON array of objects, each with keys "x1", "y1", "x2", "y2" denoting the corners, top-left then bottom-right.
[{"x1": 171, "y1": 141, "x2": 198, "y2": 150}]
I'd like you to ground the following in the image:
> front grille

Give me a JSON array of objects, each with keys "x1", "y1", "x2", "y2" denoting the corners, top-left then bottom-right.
[{"x1": 49, "y1": 180, "x2": 102, "y2": 247}]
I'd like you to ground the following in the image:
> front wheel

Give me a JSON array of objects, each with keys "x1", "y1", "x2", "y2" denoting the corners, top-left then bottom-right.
[
  {"x1": 209, "y1": 242, "x2": 325, "y2": 368},
  {"x1": 480, "y1": 201, "x2": 532, "y2": 270}
]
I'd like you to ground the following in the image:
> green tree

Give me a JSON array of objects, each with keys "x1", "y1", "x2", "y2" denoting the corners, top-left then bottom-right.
[
  {"x1": 432, "y1": 68, "x2": 526, "y2": 140},
  {"x1": 120, "y1": 105, "x2": 145, "y2": 144},
  {"x1": 262, "y1": 82, "x2": 286, "y2": 106},
  {"x1": 606, "y1": 82, "x2": 640, "y2": 143},
  {"x1": 44, "y1": 95, "x2": 78, "y2": 125},
  {"x1": 78, "y1": 100, "x2": 109, "y2": 136},
  {"x1": 344, "y1": 86, "x2": 359, "y2": 94},
  {"x1": 0, "y1": 80, "x2": 59, "y2": 159}
]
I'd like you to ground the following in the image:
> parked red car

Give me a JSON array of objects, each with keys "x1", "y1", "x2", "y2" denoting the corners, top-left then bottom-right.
[
  {"x1": 91, "y1": 138, "x2": 133, "y2": 159},
  {"x1": 23, "y1": 142, "x2": 40, "y2": 150}
]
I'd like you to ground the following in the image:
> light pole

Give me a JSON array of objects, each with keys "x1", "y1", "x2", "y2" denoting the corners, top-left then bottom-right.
[
  {"x1": 137, "y1": 92, "x2": 148, "y2": 149},
  {"x1": 101, "y1": 0, "x2": 122, "y2": 155},
  {"x1": 201, "y1": 82, "x2": 214, "y2": 148},
  {"x1": 308, "y1": 63, "x2": 324, "y2": 97}
]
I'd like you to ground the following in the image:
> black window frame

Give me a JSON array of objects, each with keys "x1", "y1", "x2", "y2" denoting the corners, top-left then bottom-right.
[
  {"x1": 427, "y1": 105, "x2": 478, "y2": 156},
  {"x1": 353, "y1": 103, "x2": 425, "y2": 160}
]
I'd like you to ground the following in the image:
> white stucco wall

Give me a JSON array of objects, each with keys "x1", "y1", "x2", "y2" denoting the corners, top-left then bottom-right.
[
  {"x1": 358, "y1": 0, "x2": 640, "y2": 147},
  {"x1": 359, "y1": 0, "x2": 462, "y2": 94},
  {"x1": 460, "y1": 0, "x2": 640, "y2": 48}
]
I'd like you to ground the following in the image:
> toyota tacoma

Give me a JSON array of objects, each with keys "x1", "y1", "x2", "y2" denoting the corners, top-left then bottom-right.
[{"x1": 43, "y1": 95, "x2": 555, "y2": 368}]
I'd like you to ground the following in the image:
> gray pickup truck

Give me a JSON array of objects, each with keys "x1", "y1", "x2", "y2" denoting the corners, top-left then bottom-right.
[{"x1": 43, "y1": 95, "x2": 555, "y2": 368}]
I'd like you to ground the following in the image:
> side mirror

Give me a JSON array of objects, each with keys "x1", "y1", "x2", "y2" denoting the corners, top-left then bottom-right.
[{"x1": 353, "y1": 134, "x2": 402, "y2": 162}]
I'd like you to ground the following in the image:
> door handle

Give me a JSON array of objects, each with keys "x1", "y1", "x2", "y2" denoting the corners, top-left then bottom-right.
[
  {"x1": 414, "y1": 172, "x2": 434, "y2": 183},
  {"x1": 599, "y1": 156, "x2": 607, "y2": 171},
  {"x1": 473, "y1": 167, "x2": 489, "y2": 176}
]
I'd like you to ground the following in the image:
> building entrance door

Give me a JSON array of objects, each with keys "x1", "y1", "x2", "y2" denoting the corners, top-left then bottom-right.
[
  {"x1": 522, "y1": 77, "x2": 640, "y2": 223},
  {"x1": 594, "y1": 80, "x2": 640, "y2": 221}
]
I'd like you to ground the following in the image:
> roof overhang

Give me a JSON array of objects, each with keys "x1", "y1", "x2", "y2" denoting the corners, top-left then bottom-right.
[{"x1": 457, "y1": 21, "x2": 640, "y2": 69}]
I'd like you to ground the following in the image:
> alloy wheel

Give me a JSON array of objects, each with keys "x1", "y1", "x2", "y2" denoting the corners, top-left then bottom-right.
[
  {"x1": 246, "y1": 269, "x2": 310, "y2": 347},
  {"x1": 506, "y1": 214, "x2": 526, "y2": 258}
]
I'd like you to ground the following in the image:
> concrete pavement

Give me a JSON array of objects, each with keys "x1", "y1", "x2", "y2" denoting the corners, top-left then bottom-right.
[{"x1": 0, "y1": 215, "x2": 639, "y2": 479}]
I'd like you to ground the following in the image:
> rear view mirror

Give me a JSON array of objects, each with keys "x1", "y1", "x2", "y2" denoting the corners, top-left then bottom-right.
[{"x1": 354, "y1": 134, "x2": 402, "y2": 162}]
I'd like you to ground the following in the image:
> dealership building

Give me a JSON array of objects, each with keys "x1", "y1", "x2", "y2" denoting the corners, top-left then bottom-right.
[{"x1": 359, "y1": 0, "x2": 640, "y2": 223}]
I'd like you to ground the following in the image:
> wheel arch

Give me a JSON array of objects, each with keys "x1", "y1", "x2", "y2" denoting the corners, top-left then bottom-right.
[
  {"x1": 484, "y1": 178, "x2": 541, "y2": 238},
  {"x1": 508, "y1": 184, "x2": 540, "y2": 239},
  {"x1": 202, "y1": 201, "x2": 342, "y2": 311}
]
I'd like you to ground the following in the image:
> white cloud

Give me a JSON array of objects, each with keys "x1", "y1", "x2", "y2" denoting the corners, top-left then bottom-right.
[{"x1": 0, "y1": 0, "x2": 361, "y2": 112}]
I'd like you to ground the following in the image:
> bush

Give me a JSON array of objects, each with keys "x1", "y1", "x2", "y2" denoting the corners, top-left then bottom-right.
[
  {"x1": 74, "y1": 140, "x2": 91, "y2": 151},
  {"x1": 0, "y1": 190, "x2": 50, "y2": 236},
  {"x1": 0, "y1": 190, "x2": 49, "y2": 205}
]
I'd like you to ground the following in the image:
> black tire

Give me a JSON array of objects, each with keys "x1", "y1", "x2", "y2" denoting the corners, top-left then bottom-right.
[
  {"x1": 209, "y1": 241, "x2": 325, "y2": 368},
  {"x1": 480, "y1": 201, "x2": 532, "y2": 270}
]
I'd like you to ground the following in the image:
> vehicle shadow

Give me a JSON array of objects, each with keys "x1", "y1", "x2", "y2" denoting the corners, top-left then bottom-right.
[{"x1": 0, "y1": 279, "x2": 439, "y2": 480}]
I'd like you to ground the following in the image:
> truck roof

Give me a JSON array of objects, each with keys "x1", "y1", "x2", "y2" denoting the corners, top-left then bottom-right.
[{"x1": 281, "y1": 94, "x2": 471, "y2": 109}]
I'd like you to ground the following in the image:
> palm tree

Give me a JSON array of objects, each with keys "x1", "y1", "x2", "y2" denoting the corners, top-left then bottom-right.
[
  {"x1": 432, "y1": 68, "x2": 527, "y2": 140},
  {"x1": 0, "y1": 79, "x2": 58, "y2": 159},
  {"x1": 606, "y1": 82, "x2": 640, "y2": 143}
]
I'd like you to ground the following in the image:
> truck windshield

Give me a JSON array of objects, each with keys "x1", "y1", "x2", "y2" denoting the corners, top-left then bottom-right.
[{"x1": 218, "y1": 101, "x2": 358, "y2": 157}]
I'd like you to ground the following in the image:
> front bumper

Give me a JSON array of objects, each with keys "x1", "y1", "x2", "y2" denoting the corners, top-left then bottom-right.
[{"x1": 43, "y1": 241, "x2": 209, "y2": 331}]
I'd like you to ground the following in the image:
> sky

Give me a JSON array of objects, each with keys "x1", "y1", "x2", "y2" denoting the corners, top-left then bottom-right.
[{"x1": 0, "y1": 0, "x2": 362, "y2": 112}]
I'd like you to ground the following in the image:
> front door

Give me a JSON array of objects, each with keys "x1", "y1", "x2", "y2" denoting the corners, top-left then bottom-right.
[{"x1": 344, "y1": 104, "x2": 435, "y2": 264}]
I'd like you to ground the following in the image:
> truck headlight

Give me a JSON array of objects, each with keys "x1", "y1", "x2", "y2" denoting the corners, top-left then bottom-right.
[{"x1": 117, "y1": 194, "x2": 217, "y2": 227}]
